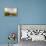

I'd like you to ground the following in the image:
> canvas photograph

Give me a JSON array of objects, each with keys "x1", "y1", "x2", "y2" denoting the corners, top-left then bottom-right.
[{"x1": 4, "y1": 8, "x2": 17, "y2": 16}]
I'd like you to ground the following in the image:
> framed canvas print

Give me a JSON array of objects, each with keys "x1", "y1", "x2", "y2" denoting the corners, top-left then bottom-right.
[{"x1": 4, "y1": 8, "x2": 17, "y2": 16}]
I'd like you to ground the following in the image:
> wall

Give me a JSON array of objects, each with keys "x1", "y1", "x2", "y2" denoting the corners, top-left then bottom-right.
[{"x1": 0, "y1": 0, "x2": 46, "y2": 44}]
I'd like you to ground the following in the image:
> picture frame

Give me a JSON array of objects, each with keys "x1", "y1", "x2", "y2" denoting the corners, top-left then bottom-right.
[{"x1": 4, "y1": 8, "x2": 17, "y2": 16}]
